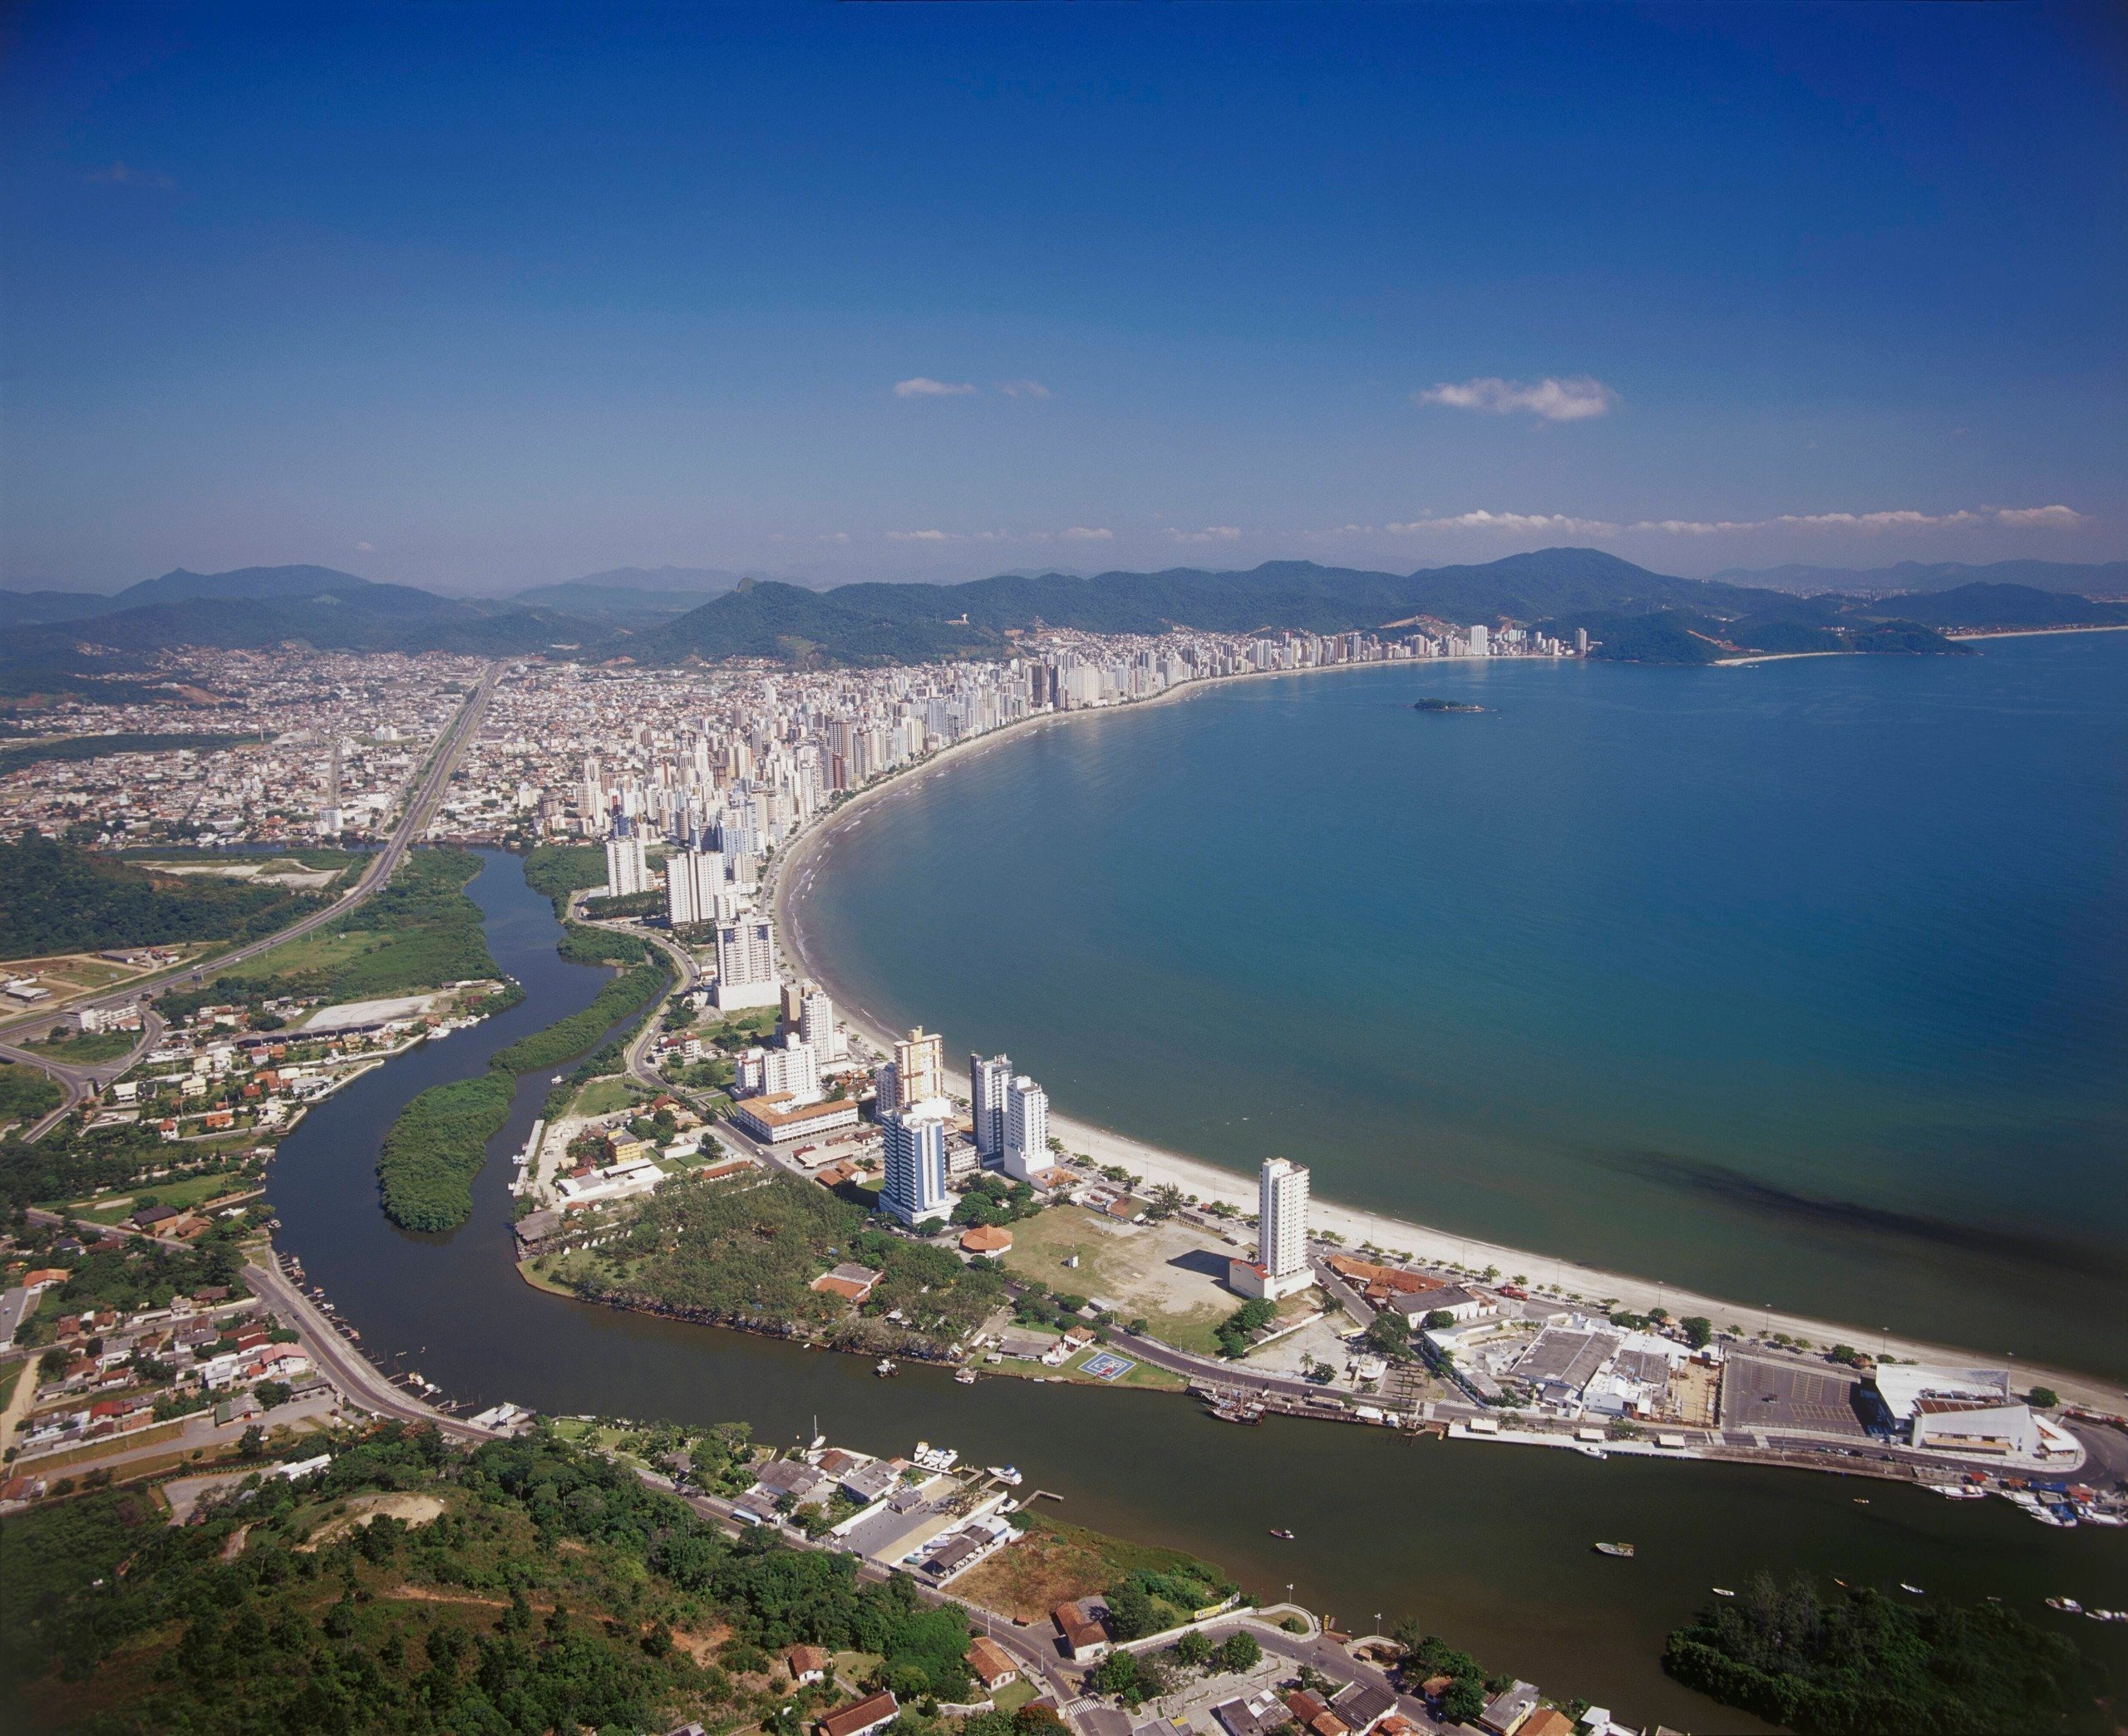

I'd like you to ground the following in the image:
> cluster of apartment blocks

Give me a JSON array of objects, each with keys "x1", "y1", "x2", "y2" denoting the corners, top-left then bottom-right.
[
  {"x1": 446, "y1": 617, "x2": 1587, "y2": 857},
  {"x1": 0, "y1": 648, "x2": 475, "y2": 845}
]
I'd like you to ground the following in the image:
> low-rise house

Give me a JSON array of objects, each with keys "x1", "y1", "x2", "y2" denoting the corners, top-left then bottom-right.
[
  {"x1": 1213, "y1": 1690, "x2": 1293, "y2": 1736},
  {"x1": 1285, "y1": 1689, "x2": 1347, "y2": 1736},
  {"x1": 785, "y1": 1645, "x2": 829, "y2": 1684},
  {"x1": 1515, "y1": 1709, "x2": 1576, "y2": 1736},
  {"x1": 967, "y1": 1636, "x2": 1018, "y2": 1692},
  {"x1": 1328, "y1": 1682, "x2": 1397, "y2": 1736},
  {"x1": 1052, "y1": 1600, "x2": 1110, "y2": 1662},
  {"x1": 816, "y1": 1690, "x2": 899, "y2": 1736},
  {"x1": 810, "y1": 1263, "x2": 882, "y2": 1305},
  {"x1": 1478, "y1": 1680, "x2": 1543, "y2": 1735}
]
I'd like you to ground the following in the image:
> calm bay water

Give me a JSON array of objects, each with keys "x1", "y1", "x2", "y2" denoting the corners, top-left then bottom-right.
[
  {"x1": 267, "y1": 839, "x2": 2128, "y2": 1734},
  {"x1": 795, "y1": 635, "x2": 2128, "y2": 1381}
]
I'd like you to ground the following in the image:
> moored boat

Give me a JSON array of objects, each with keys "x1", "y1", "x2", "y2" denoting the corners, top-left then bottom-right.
[{"x1": 1594, "y1": 1542, "x2": 1635, "y2": 1558}]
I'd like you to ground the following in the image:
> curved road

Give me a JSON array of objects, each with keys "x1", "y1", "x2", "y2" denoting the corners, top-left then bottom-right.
[{"x1": 0, "y1": 664, "x2": 500, "y2": 1138}]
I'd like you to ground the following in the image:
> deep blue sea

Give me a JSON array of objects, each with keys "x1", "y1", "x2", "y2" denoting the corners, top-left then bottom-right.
[{"x1": 796, "y1": 633, "x2": 2128, "y2": 1381}]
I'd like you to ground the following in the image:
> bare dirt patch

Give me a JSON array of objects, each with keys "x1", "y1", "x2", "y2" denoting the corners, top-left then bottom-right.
[
  {"x1": 300, "y1": 1492, "x2": 445, "y2": 1550},
  {"x1": 947, "y1": 1526, "x2": 1111, "y2": 1622}
]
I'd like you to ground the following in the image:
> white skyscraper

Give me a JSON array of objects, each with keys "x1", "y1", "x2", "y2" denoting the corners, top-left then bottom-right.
[
  {"x1": 604, "y1": 832, "x2": 648, "y2": 897},
  {"x1": 1467, "y1": 622, "x2": 1490, "y2": 657},
  {"x1": 1002, "y1": 1075, "x2": 1048, "y2": 1183},
  {"x1": 712, "y1": 914, "x2": 779, "y2": 1010},
  {"x1": 881, "y1": 1097, "x2": 953, "y2": 1227},
  {"x1": 800, "y1": 990, "x2": 842, "y2": 1061},
  {"x1": 970, "y1": 1053, "x2": 1013, "y2": 1161},
  {"x1": 664, "y1": 848, "x2": 727, "y2": 927},
  {"x1": 885, "y1": 1027, "x2": 943, "y2": 1112},
  {"x1": 1230, "y1": 1157, "x2": 1313, "y2": 1300},
  {"x1": 736, "y1": 1033, "x2": 820, "y2": 1105}
]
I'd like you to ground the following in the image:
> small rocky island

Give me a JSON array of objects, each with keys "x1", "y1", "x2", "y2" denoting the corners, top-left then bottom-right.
[{"x1": 1414, "y1": 697, "x2": 1485, "y2": 713}]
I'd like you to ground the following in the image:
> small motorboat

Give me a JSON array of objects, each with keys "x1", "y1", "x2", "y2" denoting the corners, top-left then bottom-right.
[
  {"x1": 2046, "y1": 1596, "x2": 2083, "y2": 1615},
  {"x1": 1900, "y1": 1584, "x2": 1925, "y2": 1596},
  {"x1": 954, "y1": 1369, "x2": 978, "y2": 1385},
  {"x1": 1594, "y1": 1542, "x2": 1635, "y2": 1558},
  {"x1": 1712, "y1": 1587, "x2": 1736, "y2": 1598},
  {"x1": 2089, "y1": 1609, "x2": 2126, "y2": 1624},
  {"x1": 988, "y1": 1466, "x2": 1023, "y2": 1486},
  {"x1": 1852, "y1": 1497, "x2": 1869, "y2": 1505},
  {"x1": 874, "y1": 1359, "x2": 898, "y2": 1377},
  {"x1": 1268, "y1": 1528, "x2": 1296, "y2": 1541}
]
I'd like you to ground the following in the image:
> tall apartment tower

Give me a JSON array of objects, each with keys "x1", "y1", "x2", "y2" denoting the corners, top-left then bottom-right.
[
  {"x1": 969, "y1": 1053, "x2": 1013, "y2": 1160},
  {"x1": 888, "y1": 1027, "x2": 943, "y2": 1111},
  {"x1": 712, "y1": 914, "x2": 780, "y2": 1010},
  {"x1": 604, "y1": 831, "x2": 648, "y2": 898},
  {"x1": 1230, "y1": 1157, "x2": 1313, "y2": 1301},
  {"x1": 800, "y1": 991, "x2": 841, "y2": 1062},
  {"x1": 1467, "y1": 622, "x2": 1490, "y2": 658},
  {"x1": 881, "y1": 1098, "x2": 953, "y2": 1227},
  {"x1": 1002, "y1": 1075, "x2": 1049, "y2": 1183},
  {"x1": 664, "y1": 848, "x2": 726, "y2": 927}
]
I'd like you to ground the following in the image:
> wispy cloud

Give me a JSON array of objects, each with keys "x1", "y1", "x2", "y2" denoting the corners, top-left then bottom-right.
[
  {"x1": 353, "y1": 541, "x2": 376, "y2": 553},
  {"x1": 86, "y1": 160, "x2": 175, "y2": 189},
  {"x1": 1057, "y1": 526, "x2": 1112, "y2": 541},
  {"x1": 1359, "y1": 504, "x2": 2089, "y2": 538},
  {"x1": 1417, "y1": 376, "x2": 1615, "y2": 422},
  {"x1": 886, "y1": 529, "x2": 958, "y2": 541},
  {"x1": 884, "y1": 525, "x2": 1113, "y2": 544},
  {"x1": 1165, "y1": 525, "x2": 1244, "y2": 543},
  {"x1": 893, "y1": 376, "x2": 978, "y2": 399},
  {"x1": 996, "y1": 379, "x2": 1052, "y2": 400}
]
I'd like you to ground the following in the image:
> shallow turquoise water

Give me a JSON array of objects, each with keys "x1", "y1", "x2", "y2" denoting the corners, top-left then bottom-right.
[{"x1": 794, "y1": 634, "x2": 2128, "y2": 1380}]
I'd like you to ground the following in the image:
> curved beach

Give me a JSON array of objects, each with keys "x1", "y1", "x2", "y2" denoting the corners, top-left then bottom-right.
[{"x1": 771, "y1": 670, "x2": 2123, "y2": 1416}]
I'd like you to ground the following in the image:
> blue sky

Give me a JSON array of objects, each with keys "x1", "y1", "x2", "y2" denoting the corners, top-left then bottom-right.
[{"x1": 4, "y1": 2, "x2": 2124, "y2": 593}]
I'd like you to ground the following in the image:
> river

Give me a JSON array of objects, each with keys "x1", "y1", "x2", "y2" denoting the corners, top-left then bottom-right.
[{"x1": 264, "y1": 846, "x2": 2128, "y2": 1732}]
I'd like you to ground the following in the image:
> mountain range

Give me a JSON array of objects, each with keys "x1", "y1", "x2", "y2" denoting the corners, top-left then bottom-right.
[
  {"x1": 1710, "y1": 558, "x2": 2128, "y2": 598},
  {"x1": 1, "y1": 552, "x2": 2121, "y2": 696}
]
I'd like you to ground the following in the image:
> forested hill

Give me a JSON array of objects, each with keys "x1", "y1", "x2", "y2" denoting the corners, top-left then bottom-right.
[{"x1": 647, "y1": 548, "x2": 2125, "y2": 666}]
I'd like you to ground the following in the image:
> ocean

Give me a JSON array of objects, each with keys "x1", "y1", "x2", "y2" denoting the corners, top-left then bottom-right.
[{"x1": 791, "y1": 632, "x2": 2128, "y2": 1381}]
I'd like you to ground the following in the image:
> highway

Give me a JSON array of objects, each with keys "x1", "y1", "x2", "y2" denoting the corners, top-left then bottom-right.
[{"x1": 0, "y1": 662, "x2": 500, "y2": 1138}]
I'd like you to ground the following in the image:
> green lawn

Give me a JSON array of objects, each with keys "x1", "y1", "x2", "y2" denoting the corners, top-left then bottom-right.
[
  {"x1": 22, "y1": 1029, "x2": 138, "y2": 1065},
  {"x1": 571, "y1": 1076, "x2": 644, "y2": 1118},
  {"x1": 992, "y1": 1679, "x2": 1039, "y2": 1714},
  {"x1": 238, "y1": 923, "x2": 377, "y2": 981},
  {"x1": 70, "y1": 1168, "x2": 259, "y2": 1222}
]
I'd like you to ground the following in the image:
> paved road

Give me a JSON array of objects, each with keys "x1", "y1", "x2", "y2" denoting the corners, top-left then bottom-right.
[{"x1": 0, "y1": 666, "x2": 500, "y2": 1138}]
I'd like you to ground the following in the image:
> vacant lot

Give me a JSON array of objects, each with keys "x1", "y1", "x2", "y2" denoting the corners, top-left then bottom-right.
[
  {"x1": 1001, "y1": 1207, "x2": 1242, "y2": 1355},
  {"x1": 949, "y1": 1515, "x2": 1231, "y2": 1624}
]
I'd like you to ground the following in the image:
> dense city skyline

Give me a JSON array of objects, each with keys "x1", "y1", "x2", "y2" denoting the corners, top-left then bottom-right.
[{"x1": 5, "y1": 4, "x2": 2126, "y2": 592}]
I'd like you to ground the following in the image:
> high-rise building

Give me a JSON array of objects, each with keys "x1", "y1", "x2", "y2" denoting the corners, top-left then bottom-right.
[
  {"x1": 881, "y1": 1097, "x2": 953, "y2": 1227},
  {"x1": 1229, "y1": 1158, "x2": 1313, "y2": 1300},
  {"x1": 664, "y1": 848, "x2": 726, "y2": 927},
  {"x1": 712, "y1": 914, "x2": 779, "y2": 1010},
  {"x1": 801, "y1": 991, "x2": 841, "y2": 1061},
  {"x1": 1574, "y1": 627, "x2": 1589, "y2": 655},
  {"x1": 1002, "y1": 1075, "x2": 1049, "y2": 1183},
  {"x1": 736, "y1": 1033, "x2": 820, "y2": 1105},
  {"x1": 887, "y1": 1027, "x2": 943, "y2": 1111},
  {"x1": 605, "y1": 831, "x2": 648, "y2": 898},
  {"x1": 1467, "y1": 622, "x2": 1490, "y2": 658},
  {"x1": 970, "y1": 1053, "x2": 1013, "y2": 1160}
]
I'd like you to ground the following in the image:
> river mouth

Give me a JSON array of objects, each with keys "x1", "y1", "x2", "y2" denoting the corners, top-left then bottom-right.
[{"x1": 266, "y1": 847, "x2": 2128, "y2": 1734}]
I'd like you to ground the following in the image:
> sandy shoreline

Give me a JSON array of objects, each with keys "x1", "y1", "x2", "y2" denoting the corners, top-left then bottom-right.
[
  {"x1": 1720, "y1": 622, "x2": 2128, "y2": 666},
  {"x1": 767, "y1": 664, "x2": 2121, "y2": 1413}
]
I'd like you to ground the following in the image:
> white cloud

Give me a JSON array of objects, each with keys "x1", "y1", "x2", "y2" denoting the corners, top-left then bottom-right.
[
  {"x1": 1059, "y1": 526, "x2": 1114, "y2": 541},
  {"x1": 1417, "y1": 376, "x2": 1615, "y2": 422},
  {"x1": 1165, "y1": 526, "x2": 1243, "y2": 543},
  {"x1": 886, "y1": 529, "x2": 958, "y2": 542},
  {"x1": 353, "y1": 540, "x2": 375, "y2": 552},
  {"x1": 893, "y1": 376, "x2": 978, "y2": 398},
  {"x1": 997, "y1": 379, "x2": 1052, "y2": 399},
  {"x1": 1367, "y1": 504, "x2": 2090, "y2": 539}
]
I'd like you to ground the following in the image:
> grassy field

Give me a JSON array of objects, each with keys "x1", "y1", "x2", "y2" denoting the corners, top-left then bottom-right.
[
  {"x1": 69, "y1": 1168, "x2": 259, "y2": 1222},
  {"x1": 948, "y1": 1514, "x2": 1231, "y2": 1624},
  {"x1": 1001, "y1": 1207, "x2": 1235, "y2": 1356},
  {"x1": 572, "y1": 1075, "x2": 644, "y2": 1117},
  {"x1": 20, "y1": 1028, "x2": 139, "y2": 1065},
  {"x1": 237, "y1": 922, "x2": 377, "y2": 981}
]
